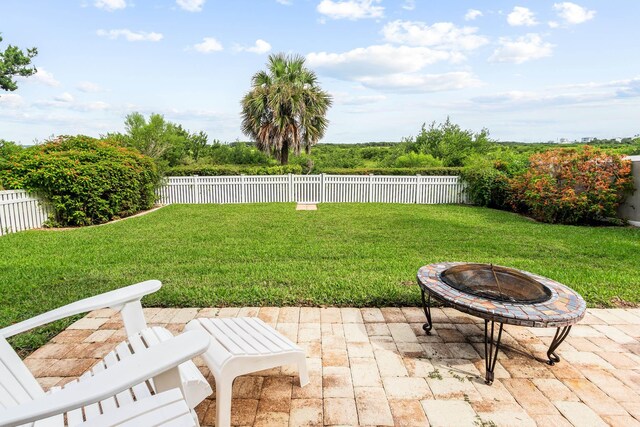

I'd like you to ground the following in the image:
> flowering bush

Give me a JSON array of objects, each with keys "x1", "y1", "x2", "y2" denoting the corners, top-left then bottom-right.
[{"x1": 509, "y1": 146, "x2": 633, "y2": 224}]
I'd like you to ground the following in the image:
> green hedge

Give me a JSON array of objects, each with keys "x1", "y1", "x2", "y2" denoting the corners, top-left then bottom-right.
[
  {"x1": 0, "y1": 135, "x2": 159, "y2": 227},
  {"x1": 316, "y1": 167, "x2": 463, "y2": 176},
  {"x1": 166, "y1": 164, "x2": 303, "y2": 176},
  {"x1": 166, "y1": 165, "x2": 462, "y2": 176}
]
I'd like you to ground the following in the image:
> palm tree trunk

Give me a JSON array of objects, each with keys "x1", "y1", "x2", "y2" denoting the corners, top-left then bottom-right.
[{"x1": 280, "y1": 142, "x2": 289, "y2": 165}]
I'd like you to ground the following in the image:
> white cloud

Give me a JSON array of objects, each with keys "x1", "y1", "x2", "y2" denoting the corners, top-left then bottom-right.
[
  {"x1": 317, "y1": 0, "x2": 383, "y2": 20},
  {"x1": 382, "y1": 20, "x2": 488, "y2": 51},
  {"x1": 553, "y1": 2, "x2": 595, "y2": 25},
  {"x1": 276, "y1": 0, "x2": 292, "y2": 4},
  {"x1": 192, "y1": 37, "x2": 223, "y2": 53},
  {"x1": 555, "y1": 77, "x2": 640, "y2": 98},
  {"x1": 33, "y1": 98, "x2": 111, "y2": 112},
  {"x1": 54, "y1": 92, "x2": 74, "y2": 103},
  {"x1": 235, "y1": 39, "x2": 272, "y2": 54},
  {"x1": 489, "y1": 34, "x2": 553, "y2": 64},
  {"x1": 359, "y1": 71, "x2": 482, "y2": 92},
  {"x1": 176, "y1": 0, "x2": 205, "y2": 12},
  {"x1": 470, "y1": 78, "x2": 640, "y2": 111},
  {"x1": 548, "y1": 21, "x2": 560, "y2": 28},
  {"x1": 0, "y1": 94, "x2": 25, "y2": 108},
  {"x1": 85, "y1": 101, "x2": 110, "y2": 111},
  {"x1": 307, "y1": 45, "x2": 479, "y2": 93},
  {"x1": 96, "y1": 29, "x2": 163, "y2": 42},
  {"x1": 402, "y1": 0, "x2": 415, "y2": 11},
  {"x1": 334, "y1": 93, "x2": 386, "y2": 105},
  {"x1": 30, "y1": 68, "x2": 61, "y2": 86},
  {"x1": 94, "y1": 0, "x2": 126, "y2": 11},
  {"x1": 464, "y1": 9, "x2": 483, "y2": 21},
  {"x1": 307, "y1": 44, "x2": 461, "y2": 78},
  {"x1": 507, "y1": 6, "x2": 538, "y2": 26},
  {"x1": 77, "y1": 81, "x2": 104, "y2": 93}
]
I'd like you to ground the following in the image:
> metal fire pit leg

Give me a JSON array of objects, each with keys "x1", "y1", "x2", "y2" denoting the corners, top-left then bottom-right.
[
  {"x1": 484, "y1": 320, "x2": 504, "y2": 385},
  {"x1": 547, "y1": 326, "x2": 571, "y2": 365},
  {"x1": 420, "y1": 289, "x2": 433, "y2": 335}
]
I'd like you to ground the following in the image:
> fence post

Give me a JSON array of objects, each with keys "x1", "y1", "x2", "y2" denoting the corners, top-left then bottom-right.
[
  {"x1": 241, "y1": 175, "x2": 246, "y2": 203},
  {"x1": 320, "y1": 173, "x2": 325, "y2": 203},
  {"x1": 415, "y1": 174, "x2": 421, "y2": 204},
  {"x1": 193, "y1": 175, "x2": 200, "y2": 204},
  {"x1": 368, "y1": 174, "x2": 373, "y2": 203},
  {"x1": 288, "y1": 173, "x2": 294, "y2": 202}
]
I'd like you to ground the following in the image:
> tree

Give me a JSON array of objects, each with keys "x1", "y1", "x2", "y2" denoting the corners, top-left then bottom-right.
[
  {"x1": 187, "y1": 131, "x2": 208, "y2": 162},
  {"x1": 241, "y1": 53, "x2": 332, "y2": 165},
  {"x1": 0, "y1": 34, "x2": 38, "y2": 92},
  {"x1": 412, "y1": 118, "x2": 491, "y2": 167}
]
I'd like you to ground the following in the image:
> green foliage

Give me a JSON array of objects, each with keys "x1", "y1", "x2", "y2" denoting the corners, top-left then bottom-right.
[
  {"x1": 461, "y1": 150, "x2": 530, "y2": 208},
  {"x1": 393, "y1": 152, "x2": 443, "y2": 168},
  {"x1": 0, "y1": 140, "x2": 22, "y2": 189},
  {"x1": 188, "y1": 131, "x2": 208, "y2": 162},
  {"x1": 0, "y1": 34, "x2": 38, "y2": 92},
  {"x1": 461, "y1": 167, "x2": 511, "y2": 208},
  {"x1": 509, "y1": 146, "x2": 634, "y2": 225},
  {"x1": 203, "y1": 141, "x2": 273, "y2": 165},
  {"x1": 241, "y1": 53, "x2": 332, "y2": 164},
  {"x1": 0, "y1": 135, "x2": 159, "y2": 226},
  {"x1": 166, "y1": 164, "x2": 302, "y2": 176},
  {"x1": 412, "y1": 118, "x2": 491, "y2": 167},
  {"x1": 107, "y1": 112, "x2": 207, "y2": 169},
  {"x1": 317, "y1": 167, "x2": 462, "y2": 176}
]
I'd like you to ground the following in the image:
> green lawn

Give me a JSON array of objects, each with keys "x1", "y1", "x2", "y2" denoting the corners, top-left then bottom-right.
[{"x1": 2, "y1": 203, "x2": 639, "y2": 353}]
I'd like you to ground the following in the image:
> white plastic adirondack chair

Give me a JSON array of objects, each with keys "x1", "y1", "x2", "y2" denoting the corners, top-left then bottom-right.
[
  {"x1": 186, "y1": 317, "x2": 309, "y2": 427},
  {"x1": 0, "y1": 330, "x2": 208, "y2": 426},
  {"x1": 0, "y1": 280, "x2": 213, "y2": 426}
]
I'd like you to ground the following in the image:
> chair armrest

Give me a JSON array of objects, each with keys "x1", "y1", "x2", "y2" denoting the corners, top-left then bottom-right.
[
  {"x1": 0, "y1": 280, "x2": 161, "y2": 338},
  {"x1": 0, "y1": 329, "x2": 209, "y2": 427}
]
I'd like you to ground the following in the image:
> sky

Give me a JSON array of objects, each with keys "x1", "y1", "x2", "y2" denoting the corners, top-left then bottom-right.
[{"x1": 1, "y1": 0, "x2": 639, "y2": 144}]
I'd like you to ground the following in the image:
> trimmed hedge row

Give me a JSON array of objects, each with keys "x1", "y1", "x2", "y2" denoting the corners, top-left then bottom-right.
[
  {"x1": 166, "y1": 165, "x2": 463, "y2": 176},
  {"x1": 315, "y1": 167, "x2": 463, "y2": 176},
  {"x1": 166, "y1": 164, "x2": 303, "y2": 176}
]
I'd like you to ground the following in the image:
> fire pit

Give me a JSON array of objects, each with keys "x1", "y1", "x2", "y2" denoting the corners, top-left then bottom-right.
[{"x1": 417, "y1": 262, "x2": 586, "y2": 384}]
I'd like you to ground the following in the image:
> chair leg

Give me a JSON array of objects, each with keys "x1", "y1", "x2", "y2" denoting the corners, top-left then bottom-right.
[
  {"x1": 297, "y1": 354, "x2": 309, "y2": 387},
  {"x1": 191, "y1": 409, "x2": 201, "y2": 427},
  {"x1": 216, "y1": 378, "x2": 233, "y2": 427}
]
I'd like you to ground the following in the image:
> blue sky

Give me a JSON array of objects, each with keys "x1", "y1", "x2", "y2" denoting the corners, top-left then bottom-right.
[{"x1": 1, "y1": 0, "x2": 639, "y2": 144}]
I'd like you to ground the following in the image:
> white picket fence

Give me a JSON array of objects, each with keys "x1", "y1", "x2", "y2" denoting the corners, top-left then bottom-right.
[
  {"x1": 157, "y1": 174, "x2": 468, "y2": 205},
  {"x1": 0, "y1": 190, "x2": 51, "y2": 236}
]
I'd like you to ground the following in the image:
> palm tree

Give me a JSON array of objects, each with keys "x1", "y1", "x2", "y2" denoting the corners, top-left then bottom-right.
[{"x1": 241, "y1": 53, "x2": 332, "y2": 165}]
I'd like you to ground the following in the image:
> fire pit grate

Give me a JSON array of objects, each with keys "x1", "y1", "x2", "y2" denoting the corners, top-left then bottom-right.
[{"x1": 440, "y1": 263, "x2": 552, "y2": 304}]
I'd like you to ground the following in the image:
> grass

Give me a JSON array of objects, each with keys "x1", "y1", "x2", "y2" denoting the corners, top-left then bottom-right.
[{"x1": 1, "y1": 203, "x2": 639, "y2": 353}]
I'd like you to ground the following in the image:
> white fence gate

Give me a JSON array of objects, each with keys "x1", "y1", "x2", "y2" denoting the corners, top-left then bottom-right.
[
  {"x1": 158, "y1": 174, "x2": 468, "y2": 205},
  {"x1": 0, "y1": 190, "x2": 51, "y2": 236}
]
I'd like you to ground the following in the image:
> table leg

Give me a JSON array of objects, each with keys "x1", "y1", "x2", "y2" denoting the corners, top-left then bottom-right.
[
  {"x1": 420, "y1": 289, "x2": 433, "y2": 335},
  {"x1": 484, "y1": 320, "x2": 503, "y2": 385},
  {"x1": 547, "y1": 326, "x2": 571, "y2": 365}
]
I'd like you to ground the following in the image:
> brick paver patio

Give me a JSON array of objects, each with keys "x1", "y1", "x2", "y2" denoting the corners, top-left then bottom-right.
[{"x1": 24, "y1": 307, "x2": 640, "y2": 426}]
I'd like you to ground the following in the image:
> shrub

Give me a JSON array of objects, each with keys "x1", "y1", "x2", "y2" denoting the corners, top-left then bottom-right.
[
  {"x1": 411, "y1": 118, "x2": 491, "y2": 167},
  {"x1": 509, "y1": 146, "x2": 633, "y2": 224},
  {"x1": 0, "y1": 135, "x2": 159, "y2": 226},
  {"x1": 317, "y1": 167, "x2": 463, "y2": 176},
  {"x1": 394, "y1": 152, "x2": 443, "y2": 168},
  {"x1": 461, "y1": 151, "x2": 530, "y2": 208},
  {"x1": 166, "y1": 164, "x2": 303, "y2": 176},
  {"x1": 461, "y1": 166, "x2": 511, "y2": 209}
]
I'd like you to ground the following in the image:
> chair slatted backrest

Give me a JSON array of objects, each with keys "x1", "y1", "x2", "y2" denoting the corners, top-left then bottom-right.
[{"x1": 0, "y1": 337, "x2": 44, "y2": 411}]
